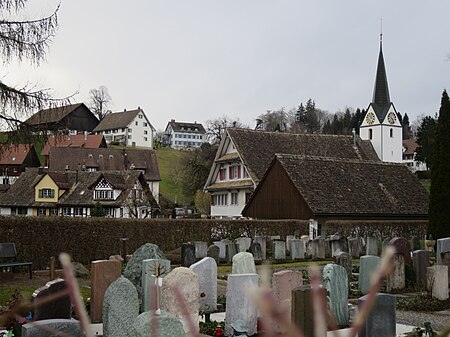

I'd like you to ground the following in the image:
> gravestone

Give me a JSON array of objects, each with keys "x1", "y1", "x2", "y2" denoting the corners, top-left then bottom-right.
[
  {"x1": 190, "y1": 257, "x2": 217, "y2": 313},
  {"x1": 225, "y1": 273, "x2": 258, "y2": 336},
  {"x1": 436, "y1": 237, "x2": 450, "y2": 265},
  {"x1": 290, "y1": 239, "x2": 304, "y2": 260},
  {"x1": 161, "y1": 267, "x2": 199, "y2": 335},
  {"x1": 232, "y1": 252, "x2": 256, "y2": 274},
  {"x1": 442, "y1": 251, "x2": 450, "y2": 278},
  {"x1": 250, "y1": 242, "x2": 263, "y2": 262},
  {"x1": 133, "y1": 310, "x2": 185, "y2": 337},
  {"x1": 324, "y1": 238, "x2": 332, "y2": 258},
  {"x1": 286, "y1": 235, "x2": 295, "y2": 253},
  {"x1": 90, "y1": 259, "x2": 122, "y2": 323},
  {"x1": 103, "y1": 276, "x2": 139, "y2": 337},
  {"x1": 412, "y1": 250, "x2": 429, "y2": 287},
  {"x1": 213, "y1": 241, "x2": 226, "y2": 259},
  {"x1": 32, "y1": 279, "x2": 71, "y2": 321},
  {"x1": 335, "y1": 251, "x2": 352, "y2": 286},
  {"x1": 292, "y1": 285, "x2": 327, "y2": 337},
  {"x1": 311, "y1": 238, "x2": 325, "y2": 260},
  {"x1": 194, "y1": 241, "x2": 208, "y2": 259},
  {"x1": 181, "y1": 242, "x2": 196, "y2": 267},
  {"x1": 235, "y1": 237, "x2": 251, "y2": 252},
  {"x1": 358, "y1": 255, "x2": 380, "y2": 295},
  {"x1": 348, "y1": 237, "x2": 363, "y2": 258},
  {"x1": 427, "y1": 265, "x2": 449, "y2": 300},
  {"x1": 329, "y1": 234, "x2": 342, "y2": 257},
  {"x1": 411, "y1": 236, "x2": 421, "y2": 251},
  {"x1": 22, "y1": 319, "x2": 82, "y2": 337},
  {"x1": 226, "y1": 243, "x2": 238, "y2": 263},
  {"x1": 358, "y1": 293, "x2": 396, "y2": 337},
  {"x1": 366, "y1": 237, "x2": 378, "y2": 256},
  {"x1": 386, "y1": 254, "x2": 405, "y2": 292},
  {"x1": 142, "y1": 259, "x2": 171, "y2": 312},
  {"x1": 272, "y1": 270, "x2": 303, "y2": 322},
  {"x1": 339, "y1": 236, "x2": 349, "y2": 253},
  {"x1": 253, "y1": 236, "x2": 267, "y2": 260},
  {"x1": 389, "y1": 237, "x2": 412, "y2": 266},
  {"x1": 273, "y1": 240, "x2": 286, "y2": 260},
  {"x1": 207, "y1": 244, "x2": 220, "y2": 264},
  {"x1": 123, "y1": 243, "x2": 166, "y2": 303},
  {"x1": 382, "y1": 238, "x2": 392, "y2": 253},
  {"x1": 322, "y1": 264, "x2": 348, "y2": 326}
]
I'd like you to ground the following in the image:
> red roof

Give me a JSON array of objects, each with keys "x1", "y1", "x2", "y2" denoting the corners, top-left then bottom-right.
[
  {"x1": 0, "y1": 144, "x2": 35, "y2": 165},
  {"x1": 402, "y1": 139, "x2": 418, "y2": 156},
  {"x1": 41, "y1": 134, "x2": 106, "y2": 156}
]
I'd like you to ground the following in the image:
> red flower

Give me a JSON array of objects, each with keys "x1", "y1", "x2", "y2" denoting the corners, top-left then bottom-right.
[{"x1": 215, "y1": 327, "x2": 223, "y2": 336}]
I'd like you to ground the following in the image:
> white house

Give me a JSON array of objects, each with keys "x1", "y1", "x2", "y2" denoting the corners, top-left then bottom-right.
[
  {"x1": 359, "y1": 36, "x2": 403, "y2": 163},
  {"x1": 402, "y1": 139, "x2": 427, "y2": 172},
  {"x1": 164, "y1": 120, "x2": 207, "y2": 149},
  {"x1": 93, "y1": 107, "x2": 156, "y2": 148}
]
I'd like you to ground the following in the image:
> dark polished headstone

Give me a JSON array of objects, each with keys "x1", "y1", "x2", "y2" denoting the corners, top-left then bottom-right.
[{"x1": 358, "y1": 293, "x2": 396, "y2": 337}]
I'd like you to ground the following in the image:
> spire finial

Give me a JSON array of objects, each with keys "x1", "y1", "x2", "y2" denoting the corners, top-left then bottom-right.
[{"x1": 380, "y1": 16, "x2": 383, "y2": 44}]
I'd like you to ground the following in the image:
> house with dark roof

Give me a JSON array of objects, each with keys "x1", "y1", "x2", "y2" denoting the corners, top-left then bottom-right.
[
  {"x1": 0, "y1": 144, "x2": 41, "y2": 185},
  {"x1": 24, "y1": 103, "x2": 99, "y2": 134},
  {"x1": 204, "y1": 128, "x2": 379, "y2": 218},
  {"x1": 402, "y1": 138, "x2": 427, "y2": 172},
  {"x1": 47, "y1": 147, "x2": 161, "y2": 202},
  {"x1": 0, "y1": 169, "x2": 158, "y2": 218},
  {"x1": 93, "y1": 107, "x2": 155, "y2": 148},
  {"x1": 41, "y1": 134, "x2": 107, "y2": 167},
  {"x1": 242, "y1": 154, "x2": 429, "y2": 237},
  {"x1": 164, "y1": 119, "x2": 207, "y2": 149}
]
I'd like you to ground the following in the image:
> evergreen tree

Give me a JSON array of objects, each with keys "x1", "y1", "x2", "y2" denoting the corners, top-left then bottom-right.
[
  {"x1": 304, "y1": 98, "x2": 319, "y2": 133},
  {"x1": 295, "y1": 103, "x2": 306, "y2": 123},
  {"x1": 415, "y1": 116, "x2": 436, "y2": 170},
  {"x1": 402, "y1": 113, "x2": 412, "y2": 140},
  {"x1": 429, "y1": 90, "x2": 450, "y2": 239}
]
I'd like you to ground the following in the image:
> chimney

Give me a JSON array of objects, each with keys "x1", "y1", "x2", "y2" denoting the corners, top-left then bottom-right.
[
  {"x1": 352, "y1": 128, "x2": 356, "y2": 148},
  {"x1": 124, "y1": 108, "x2": 127, "y2": 112},
  {"x1": 138, "y1": 106, "x2": 141, "y2": 111},
  {"x1": 123, "y1": 152, "x2": 129, "y2": 170},
  {"x1": 38, "y1": 166, "x2": 44, "y2": 175},
  {"x1": 171, "y1": 119, "x2": 175, "y2": 123}
]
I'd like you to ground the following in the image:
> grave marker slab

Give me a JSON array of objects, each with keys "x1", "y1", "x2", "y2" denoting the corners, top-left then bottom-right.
[
  {"x1": 207, "y1": 244, "x2": 220, "y2": 264},
  {"x1": 272, "y1": 270, "x2": 303, "y2": 321},
  {"x1": 32, "y1": 279, "x2": 71, "y2": 321},
  {"x1": 103, "y1": 276, "x2": 139, "y2": 337},
  {"x1": 329, "y1": 235, "x2": 342, "y2": 257},
  {"x1": 442, "y1": 251, "x2": 450, "y2": 279},
  {"x1": 273, "y1": 240, "x2": 286, "y2": 260},
  {"x1": 235, "y1": 237, "x2": 251, "y2": 252},
  {"x1": 291, "y1": 285, "x2": 326, "y2": 337},
  {"x1": 436, "y1": 237, "x2": 450, "y2": 265},
  {"x1": 250, "y1": 242, "x2": 263, "y2": 262},
  {"x1": 290, "y1": 239, "x2": 304, "y2": 260},
  {"x1": 194, "y1": 241, "x2": 208, "y2": 259},
  {"x1": 90, "y1": 260, "x2": 122, "y2": 323},
  {"x1": 412, "y1": 250, "x2": 429, "y2": 287},
  {"x1": 213, "y1": 241, "x2": 226, "y2": 259},
  {"x1": 358, "y1": 255, "x2": 380, "y2": 295},
  {"x1": 181, "y1": 242, "x2": 196, "y2": 267},
  {"x1": 226, "y1": 243, "x2": 238, "y2": 263},
  {"x1": 232, "y1": 252, "x2": 256, "y2": 274},
  {"x1": 142, "y1": 259, "x2": 171, "y2": 312},
  {"x1": 253, "y1": 236, "x2": 267, "y2": 260},
  {"x1": 286, "y1": 235, "x2": 295, "y2": 253},
  {"x1": 427, "y1": 265, "x2": 449, "y2": 300},
  {"x1": 312, "y1": 238, "x2": 325, "y2": 260},
  {"x1": 190, "y1": 257, "x2": 217, "y2": 313},
  {"x1": 358, "y1": 293, "x2": 396, "y2": 337},
  {"x1": 22, "y1": 319, "x2": 82, "y2": 337},
  {"x1": 133, "y1": 310, "x2": 185, "y2": 337},
  {"x1": 366, "y1": 237, "x2": 378, "y2": 256},
  {"x1": 348, "y1": 237, "x2": 363, "y2": 258},
  {"x1": 323, "y1": 264, "x2": 348, "y2": 326},
  {"x1": 335, "y1": 251, "x2": 352, "y2": 287},
  {"x1": 386, "y1": 254, "x2": 405, "y2": 292},
  {"x1": 389, "y1": 237, "x2": 412, "y2": 265}
]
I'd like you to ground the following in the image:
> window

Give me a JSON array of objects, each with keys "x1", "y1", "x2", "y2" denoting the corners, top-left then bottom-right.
[
  {"x1": 245, "y1": 192, "x2": 252, "y2": 204},
  {"x1": 212, "y1": 193, "x2": 228, "y2": 206},
  {"x1": 188, "y1": 135, "x2": 191, "y2": 139},
  {"x1": 369, "y1": 129, "x2": 373, "y2": 140},
  {"x1": 135, "y1": 121, "x2": 138, "y2": 126},
  {"x1": 122, "y1": 128, "x2": 126, "y2": 132},
  {"x1": 183, "y1": 134, "x2": 186, "y2": 138},
  {"x1": 95, "y1": 190, "x2": 114, "y2": 200},
  {"x1": 390, "y1": 128, "x2": 393, "y2": 138},
  {"x1": 144, "y1": 122, "x2": 148, "y2": 127},
  {"x1": 17, "y1": 207, "x2": 27, "y2": 215},
  {"x1": 39, "y1": 189, "x2": 55, "y2": 199},
  {"x1": 219, "y1": 168, "x2": 226, "y2": 180},
  {"x1": 2, "y1": 168, "x2": 8, "y2": 176},
  {"x1": 50, "y1": 207, "x2": 58, "y2": 216},
  {"x1": 113, "y1": 129, "x2": 118, "y2": 133},
  {"x1": 128, "y1": 128, "x2": 132, "y2": 133},
  {"x1": 144, "y1": 130, "x2": 148, "y2": 135},
  {"x1": 128, "y1": 135, "x2": 132, "y2": 139},
  {"x1": 10, "y1": 207, "x2": 17, "y2": 216},
  {"x1": 87, "y1": 167, "x2": 97, "y2": 172},
  {"x1": 229, "y1": 165, "x2": 241, "y2": 179},
  {"x1": 144, "y1": 137, "x2": 148, "y2": 141},
  {"x1": 199, "y1": 135, "x2": 203, "y2": 139},
  {"x1": 231, "y1": 192, "x2": 238, "y2": 205},
  {"x1": 120, "y1": 208, "x2": 124, "y2": 218},
  {"x1": 139, "y1": 114, "x2": 143, "y2": 119},
  {"x1": 105, "y1": 130, "x2": 111, "y2": 134},
  {"x1": 62, "y1": 207, "x2": 71, "y2": 216},
  {"x1": 38, "y1": 208, "x2": 46, "y2": 216},
  {"x1": 74, "y1": 207, "x2": 83, "y2": 216}
]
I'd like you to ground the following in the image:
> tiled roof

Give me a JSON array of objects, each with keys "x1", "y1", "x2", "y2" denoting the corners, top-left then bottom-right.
[
  {"x1": 225, "y1": 128, "x2": 380, "y2": 184},
  {"x1": 0, "y1": 144, "x2": 35, "y2": 165},
  {"x1": 41, "y1": 134, "x2": 106, "y2": 156},
  {"x1": 274, "y1": 154, "x2": 429, "y2": 216},
  {"x1": 24, "y1": 103, "x2": 84, "y2": 126},
  {"x1": 167, "y1": 120, "x2": 206, "y2": 133},
  {"x1": 402, "y1": 138, "x2": 418, "y2": 156},
  {"x1": 93, "y1": 109, "x2": 140, "y2": 131},
  {"x1": 48, "y1": 147, "x2": 161, "y2": 181},
  {"x1": 216, "y1": 153, "x2": 240, "y2": 162}
]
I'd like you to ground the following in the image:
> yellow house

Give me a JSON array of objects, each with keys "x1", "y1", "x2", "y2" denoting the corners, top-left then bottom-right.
[{"x1": 33, "y1": 172, "x2": 70, "y2": 216}]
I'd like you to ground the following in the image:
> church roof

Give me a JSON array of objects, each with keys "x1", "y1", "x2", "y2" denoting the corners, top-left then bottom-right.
[{"x1": 370, "y1": 37, "x2": 392, "y2": 121}]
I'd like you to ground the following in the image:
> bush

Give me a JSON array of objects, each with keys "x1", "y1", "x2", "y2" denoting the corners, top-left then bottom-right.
[{"x1": 397, "y1": 294, "x2": 450, "y2": 311}]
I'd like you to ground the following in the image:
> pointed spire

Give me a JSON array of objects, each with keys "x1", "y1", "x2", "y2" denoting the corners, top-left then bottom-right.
[{"x1": 372, "y1": 32, "x2": 390, "y2": 105}]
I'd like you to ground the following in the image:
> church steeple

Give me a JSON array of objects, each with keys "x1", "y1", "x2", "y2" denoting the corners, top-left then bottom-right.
[{"x1": 372, "y1": 33, "x2": 390, "y2": 106}]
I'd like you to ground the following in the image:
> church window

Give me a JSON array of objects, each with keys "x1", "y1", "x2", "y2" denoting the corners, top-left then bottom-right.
[
  {"x1": 369, "y1": 129, "x2": 373, "y2": 140},
  {"x1": 390, "y1": 128, "x2": 393, "y2": 138}
]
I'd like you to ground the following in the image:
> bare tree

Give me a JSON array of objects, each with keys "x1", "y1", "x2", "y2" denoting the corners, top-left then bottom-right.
[
  {"x1": 0, "y1": 0, "x2": 73, "y2": 131},
  {"x1": 88, "y1": 86, "x2": 112, "y2": 121},
  {"x1": 205, "y1": 115, "x2": 247, "y2": 144}
]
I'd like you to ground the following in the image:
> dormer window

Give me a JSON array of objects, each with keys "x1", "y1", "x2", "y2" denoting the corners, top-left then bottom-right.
[
  {"x1": 39, "y1": 188, "x2": 55, "y2": 198},
  {"x1": 95, "y1": 190, "x2": 114, "y2": 200}
]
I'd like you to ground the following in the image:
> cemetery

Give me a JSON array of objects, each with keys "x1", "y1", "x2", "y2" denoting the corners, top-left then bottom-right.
[{"x1": 0, "y1": 232, "x2": 449, "y2": 337}]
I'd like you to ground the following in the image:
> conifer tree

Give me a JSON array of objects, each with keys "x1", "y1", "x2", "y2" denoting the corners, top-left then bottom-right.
[{"x1": 429, "y1": 90, "x2": 450, "y2": 239}]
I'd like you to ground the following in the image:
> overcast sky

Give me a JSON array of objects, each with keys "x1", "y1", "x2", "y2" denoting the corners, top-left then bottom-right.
[{"x1": 4, "y1": 1, "x2": 450, "y2": 131}]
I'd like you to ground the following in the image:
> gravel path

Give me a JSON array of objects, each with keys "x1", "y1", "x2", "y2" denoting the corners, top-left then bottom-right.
[{"x1": 396, "y1": 309, "x2": 450, "y2": 332}]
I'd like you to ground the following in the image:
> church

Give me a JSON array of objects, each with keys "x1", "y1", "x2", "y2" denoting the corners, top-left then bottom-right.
[{"x1": 359, "y1": 34, "x2": 403, "y2": 163}]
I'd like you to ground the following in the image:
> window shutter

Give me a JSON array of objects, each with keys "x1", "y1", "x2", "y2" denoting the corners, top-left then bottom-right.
[
  {"x1": 238, "y1": 166, "x2": 241, "y2": 178},
  {"x1": 38, "y1": 189, "x2": 42, "y2": 198},
  {"x1": 51, "y1": 190, "x2": 55, "y2": 198},
  {"x1": 229, "y1": 167, "x2": 233, "y2": 179},
  {"x1": 211, "y1": 195, "x2": 215, "y2": 206}
]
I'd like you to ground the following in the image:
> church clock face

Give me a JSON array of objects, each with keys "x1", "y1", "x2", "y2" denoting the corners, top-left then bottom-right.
[
  {"x1": 387, "y1": 111, "x2": 397, "y2": 124},
  {"x1": 365, "y1": 111, "x2": 376, "y2": 125}
]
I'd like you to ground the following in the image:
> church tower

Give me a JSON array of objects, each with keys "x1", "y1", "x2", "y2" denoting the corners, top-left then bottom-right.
[{"x1": 360, "y1": 34, "x2": 402, "y2": 162}]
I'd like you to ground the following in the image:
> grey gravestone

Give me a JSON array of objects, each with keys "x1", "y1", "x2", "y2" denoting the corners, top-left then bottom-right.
[
  {"x1": 411, "y1": 236, "x2": 421, "y2": 251},
  {"x1": 103, "y1": 276, "x2": 139, "y2": 337},
  {"x1": 335, "y1": 251, "x2": 352, "y2": 286},
  {"x1": 194, "y1": 241, "x2": 208, "y2": 259},
  {"x1": 207, "y1": 244, "x2": 220, "y2": 264},
  {"x1": 250, "y1": 242, "x2": 263, "y2": 262},
  {"x1": 190, "y1": 257, "x2": 217, "y2": 313},
  {"x1": 124, "y1": 243, "x2": 166, "y2": 303},
  {"x1": 225, "y1": 274, "x2": 258, "y2": 336},
  {"x1": 286, "y1": 235, "x2": 295, "y2": 253},
  {"x1": 232, "y1": 252, "x2": 256, "y2": 274},
  {"x1": 339, "y1": 236, "x2": 349, "y2": 253},
  {"x1": 32, "y1": 279, "x2": 71, "y2": 321},
  {"x1": 366, "y1": 237, "x2": 378, "y2": 256},
  {"x1": 329, "y1": 235, "x2": 342, "y2": 257},
  {"x1": 22, "y1": 319, "x2": 82, "y2": 337},
  {"x1": 181, "y1": 242, "x2": 196, "y2": 267},
  {"x1": 386, "y1": 254, "x2": 405, "y2": 292},
  {"x1": 427, "y1": 265, "x2": 449, "y2": 300},
  {"x1": 412, "y1": 250, "x2": 429, "y2": 287},
  {"x1": 273, "y1": 240, "x2": 286, "y2": 260},
  {"x1": 142, "y1": 258, "x2": 171, "y2": 312},
  {"x1": 213, "y1": 241, "x2": 226, "y2": 259},
  {"x1": 235, "y1": 237, "x2": 251, "y2": 252},
  {"x1": 226, "y1": 243, "x2": 238, "y2": 263},
  {"x1": 292, "y1": 285, "x2": 326, "y2": 337},
  {"x1": 348, "y1": 237, "x2": 363, "y2": 258},
  {"x1": 133, "y1": 310, "x2": 185, "y2": 337},
  {"x1": 358, "y1": 293, "x2": 396, "y2": 337},
  {"x1": 442, "y1": 251, "x2": 450, "y2": 279},
  {"x1": 358, "y1": 255, "x2": 380, "y2": 295},
  {"x1": 389, "y1": 237, "x2": 412, "y2": 266},
  {"x1": 324, "y1": 238, "x2": 332, "y2": 258},
  {"x1": 291, "y1": 239, "x2": 304, "y2": 260},
  {"x1": 437, "y1": 237, "x2": 450, "y2": 265},
  {"x1": 312, "y1": 238, "x2": 325, "y2": 260},
  {"x1": 253, "y1": 236, "x2": 267, "y2": 260},
  {"x1": 323, "y1": 264, "x2": 348, "y2": 326}
]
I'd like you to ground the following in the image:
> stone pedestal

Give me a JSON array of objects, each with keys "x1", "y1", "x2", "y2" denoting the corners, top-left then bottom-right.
[{"x1": 22, "y1": 319, "x2": 82, "y2": 337}]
